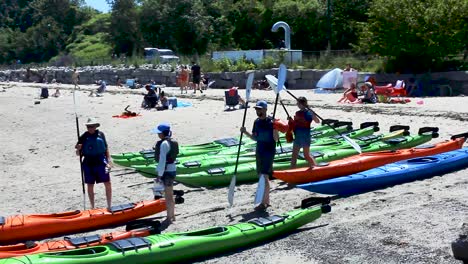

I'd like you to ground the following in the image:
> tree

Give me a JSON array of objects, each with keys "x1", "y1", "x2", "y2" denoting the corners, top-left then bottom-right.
[
  {"x1": 107, "y1": 0, "x2": 141, "y2": 56},
  {"x1": 358, "y1": 0, "x2": 468, "y2": 72}
]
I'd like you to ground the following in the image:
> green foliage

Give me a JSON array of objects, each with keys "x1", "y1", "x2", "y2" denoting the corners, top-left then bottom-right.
[{"x1": 358, "y1": 0, "x2": 468, "y2": 72}]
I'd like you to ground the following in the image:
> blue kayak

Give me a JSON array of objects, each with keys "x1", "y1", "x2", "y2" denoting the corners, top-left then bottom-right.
[{"x1": 297, "y1": 148, "x2": 468, "y2": 196}]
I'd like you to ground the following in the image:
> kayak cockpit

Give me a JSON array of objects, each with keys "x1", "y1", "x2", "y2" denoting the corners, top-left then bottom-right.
[
  {"x1": 32, "y1": 210, "x2": 82, "y2": 219},
  {"x1": 45, "y1": 246, "x2": 107, "y2": 257},
  {"x1": 181, "y1": 227, "x2": 228, "y2": 237}
]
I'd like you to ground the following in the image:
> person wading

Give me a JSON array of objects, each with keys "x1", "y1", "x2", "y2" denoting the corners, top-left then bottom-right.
[
  {"x1": 153, "y1": 123, "x2": 179, "y2": 223},
  {"x1": 75, "y1": 118, "x2": 112, "y2": 209},
  {"x1": 240, "y1": 100, "x2": 279, "y2": 211}
]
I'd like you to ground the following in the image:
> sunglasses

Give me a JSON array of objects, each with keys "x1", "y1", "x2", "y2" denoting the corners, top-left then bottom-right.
[{"x1": 86, "y1": 125, "x2": 97, "y2": 128}]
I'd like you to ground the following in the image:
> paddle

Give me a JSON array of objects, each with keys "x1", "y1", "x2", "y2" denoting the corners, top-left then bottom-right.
[
  {"x1": 73, "y1": 84, "x2": 86, "y2": 210},
  {"x1": 228, "y1": 72, "x2": 254, "y2": 207},
  {"x1": 265, "y1": 68, "x2": 362, "y2": 154},
  {"x1": 253, "y1": 65, "x2": 287, "y2": 207}
]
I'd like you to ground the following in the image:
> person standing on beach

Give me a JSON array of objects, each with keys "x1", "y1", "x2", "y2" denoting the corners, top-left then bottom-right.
[
  {"x1": 289, "y1": 97, "x2": 320, "y2": 168},
  {"x1": 72, "y1": 68, "x2": 80, "y2": 89},
  {"x1": 191, "y1": 62, "x2": 203, "y2": 94},
  {"x1": 75, "y1": 118, "x2": 112, "y2": 209},
  {"x1": 240, "y1": 100, "x2": 279, "y2": 211},
  {"x1": 153, "y1": 123, "x2": 179, "y2": 223}
]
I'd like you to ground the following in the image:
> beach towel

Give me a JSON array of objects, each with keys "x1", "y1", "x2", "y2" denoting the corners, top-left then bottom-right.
[
  {"x1": 177, "y1": 101, "x2": 193, "y2": 108},
  {"x1": 112, "y1": 114, "x2": 142, "y2": 119}
]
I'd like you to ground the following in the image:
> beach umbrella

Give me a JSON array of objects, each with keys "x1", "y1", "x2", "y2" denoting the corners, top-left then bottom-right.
[{"x1": 315, "y1": 68, "x2": 343, "y2": 89}]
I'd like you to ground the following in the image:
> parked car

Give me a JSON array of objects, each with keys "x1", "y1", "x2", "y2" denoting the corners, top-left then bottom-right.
[{"x1": 144, "y1": 48, "x2": 180, "y2": 63}]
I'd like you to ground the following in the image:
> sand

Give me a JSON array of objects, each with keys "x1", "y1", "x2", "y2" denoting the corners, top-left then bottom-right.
[{"x1": 0, "y1": 81, "x2": 467, "y2": 263}]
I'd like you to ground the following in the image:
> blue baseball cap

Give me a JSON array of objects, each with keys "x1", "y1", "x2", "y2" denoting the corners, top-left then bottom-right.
[
  {"x1": 254, "y1": 100, "x2": 268, "y2": 109},
  {"x1": 152, "y1": 122, "x2": 171, "y2": 134}
]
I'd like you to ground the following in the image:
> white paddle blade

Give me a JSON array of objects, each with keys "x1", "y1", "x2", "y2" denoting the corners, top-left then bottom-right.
[
  {"x1": 245, "y1": 72, "x2": 254, "y2": 101},
  {"x1": 343, "y1": 134, "x2": 362, "y2": 153},
  {"x1": 228, "y1": 175, "x2": 236, "y2": 207},
  {"x1": 254, "y1": 174, "x2": 266, "y2": 206},
  {"x1": 276, "y1": 64, "x2": 287, "y2": 94},
  {"x1": 265, "y1": 75, "x2": 278, "y2": 91}
]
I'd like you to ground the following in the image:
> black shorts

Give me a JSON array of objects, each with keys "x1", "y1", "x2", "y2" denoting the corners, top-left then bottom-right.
[
  {"x1": 192, "y1": 75, "x2": 201, "y2": 84},
  {"x1": 161, "y1": 171, "x2": 176, "y2": 187},
  {"x1": 256, "y1": 152, "x2": 275, "y2": 176}
]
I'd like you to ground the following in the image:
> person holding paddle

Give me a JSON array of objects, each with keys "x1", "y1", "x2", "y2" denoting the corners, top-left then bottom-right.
[
  {"x1": 289, "y1": 96, "x2": 320, "y2": 168},
  {"x1": 75, "y1": 118, "x2": 112, "y2": 209},
  {"x1": 240, "y1": 100, "x2": 279, "y2": 211}
]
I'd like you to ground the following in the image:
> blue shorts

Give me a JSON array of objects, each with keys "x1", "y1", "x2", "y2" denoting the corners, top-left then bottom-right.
[
  {"x1": 293, "y1": 129, "x2": 311, "y2": 148},
  {"x1": 161, "y1": 171, "x2": 176, "y2": 187},
  {"x1": 83, "y1": 163, "x2": 110, "y2": 184}
]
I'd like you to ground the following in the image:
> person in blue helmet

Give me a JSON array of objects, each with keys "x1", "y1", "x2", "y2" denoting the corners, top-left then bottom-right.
[
  {"x1": 75, "y1": 118, "x2": 112, "y2": 209},
  {"x1": 240, "y1": 100, "x2": 279, "y2": 211},
  {"x1": 153, "y1": 123, "x2": 179, "y2": 223}
]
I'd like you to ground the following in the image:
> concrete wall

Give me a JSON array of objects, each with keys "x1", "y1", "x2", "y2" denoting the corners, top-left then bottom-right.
[{"x1": 1, "y1": 67, "x2": 467, "y2": 95}]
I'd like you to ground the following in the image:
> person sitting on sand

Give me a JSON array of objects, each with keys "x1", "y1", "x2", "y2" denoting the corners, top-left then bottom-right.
[
  {"x1": 156, "y1": 91, "x2": 169, "y2": 111},
  {"x1": 338, "y1": 83, "x2": 359, "y2": 103},
  {"x1": 227, "y1": 86, "x2": 247, "y2": 108},
  {"x1": 51, "y1": 79, "x2": 61, "y2": 97},
  {"x1": 142, "y1": 84, "x2": 158, "y2": 109},
  {"x1": 360, "y1": 82, "x2": 377, "y2": 104},
  {"x1": 89, "y1": 80, "x2": 107, "y2": 97}
]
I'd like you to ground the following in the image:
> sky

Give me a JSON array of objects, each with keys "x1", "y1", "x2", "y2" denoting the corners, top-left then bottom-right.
[{"x1": 84, "y1": 0, "x2": 111, "y2": 13}]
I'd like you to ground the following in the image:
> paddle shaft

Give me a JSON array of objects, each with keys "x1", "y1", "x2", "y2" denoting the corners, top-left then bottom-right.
[
  {"x1": 73, "y1": 85, "x2": 86, "y2": 210},
  {"x1": 272, "y1": 93, "x2": 284, "y2": 151},
  {"x1": 279, "y1": 100, "x2": 291, "y2": 118},
  {"x1": 234, "y1": 101, "x2": 249, "y2": 175}
]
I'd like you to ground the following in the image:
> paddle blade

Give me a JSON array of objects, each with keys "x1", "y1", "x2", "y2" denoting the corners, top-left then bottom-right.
[
  {"x1": 276, "y1": 64, "x2": 287, "y2": 94},
  {"x1": 245, "y1": 72, "x2": 254, "y2": 101},
  {"x1": 343, "y1": 134, "x2": 362, "y2": 153},
  {"x1": 265, "y1": 75, "x2": 278, "y2": 91},
  {"x1": 228, "y1": 175, "x2": 236, "y2": 207},
  {"x1": 254, "y1": 174, "x2": 266, "y2": 206}
]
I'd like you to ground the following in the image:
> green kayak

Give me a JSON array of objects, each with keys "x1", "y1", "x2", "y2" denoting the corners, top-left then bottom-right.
[
  {"x1": 0, "y1": 205, "x2": 330, "y2": 264},
  {"x1": 133, "y1": 123, "x2": 385, "y2": 176},
  {"x1": 111, "y1": 119, "x2": 342, "y2": 160},
  {"x1": 174, "y1": 127, "x2": 438, "y2": 187},
  {"x1": 114, "y1": 121, "x2": 355, "y2": 168}
]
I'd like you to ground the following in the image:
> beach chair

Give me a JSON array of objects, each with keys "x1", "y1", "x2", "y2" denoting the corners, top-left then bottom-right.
[{"x1": 224, "y1": 89, "x2": 239, "y2": 111}]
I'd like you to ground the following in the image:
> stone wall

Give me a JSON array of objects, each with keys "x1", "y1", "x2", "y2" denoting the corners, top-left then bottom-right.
[{"x1": 0, "y1": 66, "x2": 467, "y2": 95}]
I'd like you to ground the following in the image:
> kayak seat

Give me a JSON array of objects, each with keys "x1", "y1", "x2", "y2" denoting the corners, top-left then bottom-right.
[
  {"x1": 384, "y1": 137, "x2": 407, "y2": 145},
  {"x1": 65, "y1": 234, "x2": 102, "y2": 247},
  {"x1": 276, "y1": 146, "x2": 293, "y2": 154},
  {"x1": 108, "y1": 203, "x2": 136, "y2": 213},
  {"x1": 207, "y1": 168, "x2": 226, "y2": 175},
  {"x1": 109, "y1": 237, "x2": 152, "y2": 253},
  {"x1": 414, "y1": 144, "x2": 436, "y2": 149},
  {"x1": 357, "y1": 135, "x2": 379, "y2": 142},
  {"x1": 214, "y1": 138, "x2": 240, "y2": 147},
  {"x1": 183, "y1": 161, "x2": 201, "y2": 168},
  {"x1": 0, "y1": 216, "x2": 4, "y2": 225},
  {"x1": 249, "y1": 215, "x2": 285, "y2": 227}
]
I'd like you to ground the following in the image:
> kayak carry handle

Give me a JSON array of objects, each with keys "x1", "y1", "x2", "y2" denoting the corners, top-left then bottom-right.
[
  {"x1": 451, "y1": 132, "x2": 468, "y2": 140},
  {"x1": 322, "y1": 119, "x2": 339, "y2": 125},
  {"x1": 359, "y1": 122, "x2": 379, "y2": 129},
  {"x1": 418, "y1": 127, "x2": 439, "y2": 136},
  {"x1": 321, "y1": 204, "x2": 332, "y2": 214},
  {"x1": 389, "y1": 125, "x2": 410, "y2": 132},
  {"x1": 125, "y1": 219, "x2": 162, "y2": 233},
  {"x1": 300, "y1": 196, "x2": 332, "y2": 209}
]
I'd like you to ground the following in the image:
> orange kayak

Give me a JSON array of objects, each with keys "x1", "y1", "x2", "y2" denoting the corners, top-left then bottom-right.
[
  {"x1": 273, "y1": 134, "x2": 467, "y2": 185},
  {"x1": 0, "y1": 219, "x2": 160, "y2": 259},
  {"x1": 0, "y1": 199, "x2": 165, "y2": 245}
]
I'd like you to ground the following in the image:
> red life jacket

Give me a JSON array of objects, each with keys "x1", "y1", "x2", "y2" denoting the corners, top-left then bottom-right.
[{"x1": 294, "y1": 110, "x2": 311, "y2": 129}]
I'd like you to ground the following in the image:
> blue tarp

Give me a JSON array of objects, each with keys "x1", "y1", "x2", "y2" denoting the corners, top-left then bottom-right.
[{"x1": 315, "y1": 68, "x2": 343, "y2": 89}]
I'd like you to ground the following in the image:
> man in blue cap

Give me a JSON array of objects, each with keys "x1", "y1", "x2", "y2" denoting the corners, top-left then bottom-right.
[
  {"x1": 153, "y1": 122, "x2": 179, "y2": 223},
  {"x1": 240, "y1": 100, "x2": 279, "y2": 210}
]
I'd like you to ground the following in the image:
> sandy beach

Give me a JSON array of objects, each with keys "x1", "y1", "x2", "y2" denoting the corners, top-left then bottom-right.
[{"x1": 1, "y1": 81, "x2": 467, "y2": 264}]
